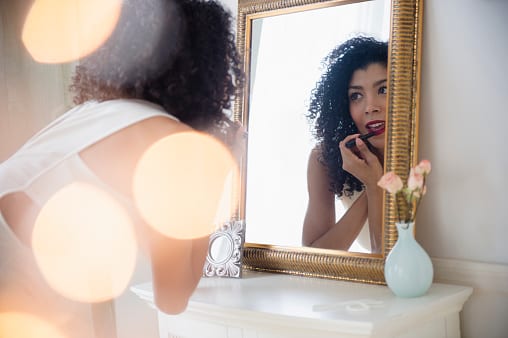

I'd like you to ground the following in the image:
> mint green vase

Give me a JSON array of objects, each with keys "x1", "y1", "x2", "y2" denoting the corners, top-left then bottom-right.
[{"x1": 384, "y1": 222, "x2": 433, "y2": 297}]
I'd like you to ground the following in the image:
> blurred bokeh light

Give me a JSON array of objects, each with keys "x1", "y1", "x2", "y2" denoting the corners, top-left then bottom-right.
[
  {"x1": 22, "y1": 0, "x2": 122, "y2": 63},
  {"x1": 133, "y1": 132, "x2": 238, "y2": 239},
  {"x1": 32, "y1": 182, "x2": 137, "y2": 303},
  {"x1": 0, "y1": 312, "x2": 66, "y2": 338}
]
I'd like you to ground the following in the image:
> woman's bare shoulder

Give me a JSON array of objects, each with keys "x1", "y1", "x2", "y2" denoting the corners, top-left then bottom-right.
[
  {"x1": 308, "y1": 144, "x2": 327, "y2": 171},
  {"x1": 131, "y1": 115, "x2": 192, "y2": 137},
  {"x1": 80, "y1": 114, "x2": 192, "y2": 197}
]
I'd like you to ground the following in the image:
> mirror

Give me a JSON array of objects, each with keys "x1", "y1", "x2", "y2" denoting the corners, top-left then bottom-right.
[
  {"x1": 234, "y1": 0, "x2": 423, "y2": 284},
  {"x1": 245, "y1": 0, "x2": 390, "y2": 253}
]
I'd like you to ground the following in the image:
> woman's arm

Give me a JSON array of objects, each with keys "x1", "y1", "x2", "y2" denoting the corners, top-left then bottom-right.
[
  {"x1": 302, "y1": 136, "x2": 384, "y2": 252},
  {"x1": 340, "y1": 136, "x2": 384, "y2": 253},
  {"x1": 149, "y1": 231, "x2": 209, "y2": 314},
  {"x1": 81, "y1": 116, "x2": 213, "y2": 314},
  {"x1": 302, "y1": 147, "x2": 369, "y2": 250}
]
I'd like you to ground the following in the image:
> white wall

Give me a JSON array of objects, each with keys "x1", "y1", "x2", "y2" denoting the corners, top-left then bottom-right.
[
  {"x1": 416, "y1": 1, "x2": 508, "y2": 337},
  {"x1": 418, "y1": 0, "x2": 508, "y2": 265},
  {"x1": 0, "y1": 0, "x2": 74, "y2": 161}
]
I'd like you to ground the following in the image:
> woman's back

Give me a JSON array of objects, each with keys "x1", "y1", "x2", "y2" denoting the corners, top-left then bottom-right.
[{"x1": 0, "y1": 99, "x2": 183, "y2": 337}]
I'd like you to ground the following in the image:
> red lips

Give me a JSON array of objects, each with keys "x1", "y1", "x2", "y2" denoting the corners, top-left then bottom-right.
[{"x1": 365, "y1": 120, "x2": 385, "y2": 135}]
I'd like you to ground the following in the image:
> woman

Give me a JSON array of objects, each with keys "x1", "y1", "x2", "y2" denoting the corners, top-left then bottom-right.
[
  {"x1": 0, "y1": 0, "x2": 244, "y2": 336},
  {"x1": 302, "y1": 36, "x2": 388, "y2": 253}
]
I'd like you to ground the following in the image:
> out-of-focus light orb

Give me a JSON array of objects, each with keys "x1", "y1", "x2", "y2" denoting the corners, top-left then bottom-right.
[
  {"x1": 32, "y1": 182, "x2": 137, "y2": 303},
  {"x1": 0, "y1": 312, "x2": 65, "y2": 338},
  {"x1": 133, "y1": 131, "x2": 238, "y2": 239},
  {"x1": 22, "y1": 0, "x2": 122, "y2": 63}
]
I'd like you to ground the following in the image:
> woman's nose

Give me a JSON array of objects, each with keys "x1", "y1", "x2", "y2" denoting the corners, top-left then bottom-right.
[
  {"x1": 365, "y1": 95, "x2": 382, "y2": 114},
  {"x1": 365, "y1": 103, "x2": 380, "y2": 114}
]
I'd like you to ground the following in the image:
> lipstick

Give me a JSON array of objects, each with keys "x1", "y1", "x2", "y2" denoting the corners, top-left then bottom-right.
[{"x1": 345, "y1": 131, "x2": 378, "y2": 148}]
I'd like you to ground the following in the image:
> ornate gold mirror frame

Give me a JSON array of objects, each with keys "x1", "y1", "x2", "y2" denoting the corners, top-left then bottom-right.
[{"x1": 234, "y1": 0, "x2": 423, "y2": 284}]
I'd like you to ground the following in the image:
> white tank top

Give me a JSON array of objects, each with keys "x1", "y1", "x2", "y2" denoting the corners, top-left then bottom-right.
[{"x1": 339, "y1": 191, "x2": 371, "y2": 253}]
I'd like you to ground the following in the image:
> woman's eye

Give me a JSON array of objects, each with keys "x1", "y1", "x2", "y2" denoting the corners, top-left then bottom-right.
[
  {"x1": 379, "y1": 86, "x2": 387, "y2": 95},
  {"x1": 349, "y1": 92, "x2": 362, "y2": 101}
]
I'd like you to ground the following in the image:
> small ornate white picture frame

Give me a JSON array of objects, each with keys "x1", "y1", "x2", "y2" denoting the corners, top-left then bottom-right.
[{"x1": 203, "y1": 220, "x2": 245, "y2": 278}]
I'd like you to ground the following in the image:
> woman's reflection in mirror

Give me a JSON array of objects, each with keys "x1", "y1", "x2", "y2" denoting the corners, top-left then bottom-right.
[
  {"x1": 0, "y1": 0, "x2": 244, "y2": 335},
  {"x1": 302, "y1": 36, "x2": 388, "y2": 253}
]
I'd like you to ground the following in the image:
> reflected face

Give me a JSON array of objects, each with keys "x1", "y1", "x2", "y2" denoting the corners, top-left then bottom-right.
[{"x1": 348, "y1": 62, "x2": 387, "y2": 151}]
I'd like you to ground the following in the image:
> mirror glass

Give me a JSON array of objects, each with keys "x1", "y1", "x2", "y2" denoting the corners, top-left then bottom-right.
[
  {"x1": 245, "y1": 0, "x2": 391, "y2": 253},
  {"x1": 210, "y1": 235, "x2": 233, "y2": 263}
]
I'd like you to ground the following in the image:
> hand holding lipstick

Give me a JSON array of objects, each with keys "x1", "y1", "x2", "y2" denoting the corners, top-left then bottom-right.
[
  {"x1": 345, "y1": 129, "x2": 383, "y2": 149},
  {"x1": 340, "y1": 134, "x2": 384, "y2": 187}
]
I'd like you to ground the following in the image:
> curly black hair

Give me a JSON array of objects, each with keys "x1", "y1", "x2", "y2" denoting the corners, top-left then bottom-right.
[
  {"x1": 70, "y1": 0, "x2": 243, "y2": 134},
  {"x1": 307, "y1": 36, "x2": 388, "y2": 198}
]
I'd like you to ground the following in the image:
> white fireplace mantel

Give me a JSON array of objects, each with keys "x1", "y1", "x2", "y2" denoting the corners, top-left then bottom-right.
[{"x1": 131, "y1": 271, "x2": 472, "y2": 338}]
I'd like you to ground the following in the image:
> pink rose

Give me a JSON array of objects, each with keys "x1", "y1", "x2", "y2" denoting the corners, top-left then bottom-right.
[
  {"x1": 378, "y1": 171, "x2": 403, "y2": 194},
  {"x1": 407, "y1": 168, "x2": 424, "y2": 191},
  {"x1": 414, "y1": 160, "x2": 431, "y2": 175}
]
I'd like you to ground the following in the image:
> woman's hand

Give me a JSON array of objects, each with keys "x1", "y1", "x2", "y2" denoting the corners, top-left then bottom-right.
[{"x1": 339, "y1": 134, "x2": 383, "y2": 187}]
